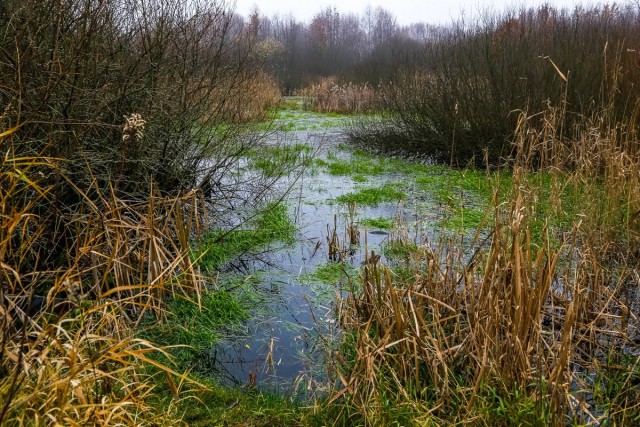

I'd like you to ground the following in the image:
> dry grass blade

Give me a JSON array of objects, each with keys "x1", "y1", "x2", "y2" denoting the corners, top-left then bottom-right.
[
  {"x1": 328, "y1": 106, "x2": 640, "y2": 422},
  {"x1": 1, "y1": 134, "x2": 207, "y2": 425}
]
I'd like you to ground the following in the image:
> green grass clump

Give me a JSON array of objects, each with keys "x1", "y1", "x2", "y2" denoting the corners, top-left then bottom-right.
[
  {"x1": 383, "y1": 240, "x2": 419, "y2": 261},
  {"x1": 151, "y1": 374, "x2": 303, "y2": 427},
  {"x1": 336, "y1": 184, "x2": 406, "y2": 206},
  {"x1": 442, "y1": 206, "x2": 487, "y2": 230},
  {"x1": 259, "y1": 103, "x2": 352, "y2": 132},
  {"x1": 590, "y1": 351, "x2": 640, "y2": 421},
  {"x1": 141, "y1": 290, "x2": 248, "y2": 367},
  {"x1": 415, "y1": 168, "x2": 504, "y2": 203},
  {"x1": 478, "y1": 383, "x2": 553, "y2": 426},
  {"x1": 197, "y1": 203, "x2": 296, "y2": 270},
  {"x1": 411, "y1": 168, "x2": 507, "y2": 232},
  {"x1": 301, "y1": 261, "x2": 359, "y2": 284},
  {"x1": 326, "y1": 157, "x2": 386, "y2": 176},
  {"x1": 248, "y1": 143, "x2": 312, "y2": 177},
  {"x1": 278, "y1": 97, "x2": 305, "y2": 110},
  {"x1": 182, "y1": 383, "x2": 302, "y2": 426},
  {"x1": 360, "y1": 217, "x2": 394, "y2": 229}
]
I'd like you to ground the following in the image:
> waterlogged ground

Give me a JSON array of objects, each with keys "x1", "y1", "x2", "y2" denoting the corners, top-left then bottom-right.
[{"x1": 204, "y1": 98, "x2": 497, "y2": 395}]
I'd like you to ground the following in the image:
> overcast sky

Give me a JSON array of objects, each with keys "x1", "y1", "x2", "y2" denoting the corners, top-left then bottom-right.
[{"x1": 233, "y1": 0, "x2": 603, "y2": 26}]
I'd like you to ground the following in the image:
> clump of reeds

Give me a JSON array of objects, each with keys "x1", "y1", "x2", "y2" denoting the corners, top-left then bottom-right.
[
  {"x1": 296, "y1": 78, "x2": 381, "y2": 114},
  {"x1": 347, "y1": 202, "x2": 360, "y2": 247},
  {"x1": 323, "y1": 103, "x2": 640, "y2": 425},
  {"x1": 0, "y1": 128, "x2": 206, "y2": 425},
  {"x1": 327, "y1": 214, "x2": 345, "y2": 262}
]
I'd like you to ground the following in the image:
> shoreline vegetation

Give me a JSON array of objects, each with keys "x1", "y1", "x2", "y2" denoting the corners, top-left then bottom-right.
[{"x1": 2, "y1": 1, "x2": 639, "y2": 426}]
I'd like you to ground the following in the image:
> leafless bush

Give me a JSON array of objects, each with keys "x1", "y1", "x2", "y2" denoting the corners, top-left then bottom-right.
[
  {"x1": 349, "y1": 4, "x2": 640, "y2": 166},
  {"x1": 0, "y1": 0, "x2": 278, "y2": 192},
  {"x1": 0, "y1": 0, "x2": 285, "y2": 263}
]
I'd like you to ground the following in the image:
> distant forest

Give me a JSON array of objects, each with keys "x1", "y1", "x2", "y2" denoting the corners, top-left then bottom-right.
[{"x1": 244, "y1": 6, "x2": 433, "y2": 92}]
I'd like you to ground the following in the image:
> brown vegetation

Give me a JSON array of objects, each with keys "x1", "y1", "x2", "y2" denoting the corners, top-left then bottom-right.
[
  {"x1": 0, "y1": 1, "x2": 282, "y2": 424},
  {"x1": 296, "y1": 79, "x2": 381, "y2": 114},
  {"x1": 325, "y1": 105, "x2": 640, "y2": 425},
  {"x1": 0, "y1": 128, "x2": 206, "y2": 424}
]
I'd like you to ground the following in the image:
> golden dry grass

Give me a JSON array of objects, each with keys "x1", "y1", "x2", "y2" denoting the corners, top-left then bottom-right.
[
  {"x1": 324, "y1": 104, "x2": 640, "y2": 425},
  {"x1": 296, "y1": 78, "x2": 381, "y2": 114},
  {"x1": 1, "y1": 126, "x2": 208, "y2": 425}
]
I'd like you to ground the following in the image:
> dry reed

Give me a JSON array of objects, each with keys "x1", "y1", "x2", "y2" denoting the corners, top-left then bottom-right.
[
  {"x1": 325, "y1": 104, "x2": 640, "y2": 425},
  {"x1": 1, "y1": 127, "x2": 207, "y2": 425},
  {"x1": 296, "y1": 78, "x2": 381, "y2": 114}
]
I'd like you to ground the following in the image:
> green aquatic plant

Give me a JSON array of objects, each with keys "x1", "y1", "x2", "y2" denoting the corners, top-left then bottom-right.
[
  {"x1": 336, "y1": 183, "x2": 406, "y2": 206},
  {"x1": 247, "y1": 143, "x2": 312, "y2": 177},
  {"x1": 197, "y1": 203, "x2": 296, "y2": 271},
  {"x1": 301, "y1": 261, "x2": 359, "y2": 284},
  {"x1": 141, "y1": 290, "x2": 248, "y2": 367},
  {"x1": 360, "y1": 217, "x2": 394, "y2": 230},
  {"x1": 383, "y1": 240, "x2": 419, "y2": 261}
]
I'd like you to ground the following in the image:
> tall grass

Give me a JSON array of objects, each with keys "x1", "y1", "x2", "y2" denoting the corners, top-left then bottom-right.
[
  {"x1": 0, "y1": 129, "x2": 207, "y2": 425},
  {"x1": 296, "y1": 78, "x2": 381, "y2": 114},
  {"x1": 320, "y1": 103, "x2": 640, "y2": 425}
]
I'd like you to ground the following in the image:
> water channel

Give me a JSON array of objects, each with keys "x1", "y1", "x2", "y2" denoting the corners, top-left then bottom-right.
[{"x1": 206, "y1": 100, "x2": 484, "y2": 396}]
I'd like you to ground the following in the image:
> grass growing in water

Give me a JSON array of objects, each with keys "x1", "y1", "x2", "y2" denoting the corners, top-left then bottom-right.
[
  {"x1": 336, "y1": 183, "x2": 406, "y2": 206},
  {"x1": 247, "y1": 143, "x2": 312, "y2": 177},
  {"x1": 168, "y1": 381, "x2": 303, "y2": 426},
  {"x1": 141, "y1": 291, "x2": 248, "y2": 368},
  {"x1": 301, "y1": 261, "x2": 359, "y2": 284},
  {"x1": 360, "y1": 217, "x2": 394, "y2": 229},
  {"x1": 318, "y1": 102, "x2": 640, "y2": 425},
  {"x1": 260, "y1": 104, "x2": 352, "y2": 132},
  {"x1": 383, "y1": 240, "x2": 420, "y2": 261},
  {"x1": 197, "y1": 203, "x2": 296, "y2": 271},
  {"x1": 324, "y1": 155, "x2": 386, "y2": 176}
]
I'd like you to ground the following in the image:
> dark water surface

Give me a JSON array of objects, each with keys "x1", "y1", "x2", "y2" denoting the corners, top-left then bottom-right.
[{"x1": 207, "y1": 104, "x2": 454, "y2": 395}]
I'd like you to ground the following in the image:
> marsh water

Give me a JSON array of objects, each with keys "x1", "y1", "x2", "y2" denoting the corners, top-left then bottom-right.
[{"x1": 207, "y1": 100, "x2": 483, "y2": 395}]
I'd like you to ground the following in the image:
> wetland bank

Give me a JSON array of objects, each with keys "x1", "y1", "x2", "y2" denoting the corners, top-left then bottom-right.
[
  {"x1": 2, "y1": 1, "x2": 640, "y2": 426},
  {"x1": 191, "y1": 99, "x2": 492, "y2": 391},
  {"x1": 140, "y1": 100, "x2": 640, "y2": 426}
]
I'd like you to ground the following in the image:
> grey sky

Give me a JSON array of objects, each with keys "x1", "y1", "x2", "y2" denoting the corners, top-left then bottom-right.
[{"x1": 233, "y1": 0, "x2": 601, "y2": 25}]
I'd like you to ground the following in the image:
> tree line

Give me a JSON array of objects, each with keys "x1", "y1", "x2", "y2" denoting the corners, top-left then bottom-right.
[{"x1": 246, "y1": 6, "x2": 433, "y2": 92}]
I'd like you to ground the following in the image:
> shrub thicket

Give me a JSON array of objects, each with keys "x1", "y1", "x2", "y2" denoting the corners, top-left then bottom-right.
[
  {"x1": 0, "y1": 1, "x2": 284, "y2": 424},
  {"x1": 0, "y1": 0, "x2": 282, "y2": 194},
  {"x1": 349, "y1": 4, "x2": 640, "y2": 166},
  {"x1": 0, "y1": 0, "x2": 282, "y2": 264}
]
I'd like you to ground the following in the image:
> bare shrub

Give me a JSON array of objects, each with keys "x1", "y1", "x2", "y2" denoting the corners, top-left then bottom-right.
[
  {"x1": 349, "y1": 4, "x2": 640, "y2": 166},
  {"x1": 0, "y1": 0, "x2": 278, "y2": 194},
  {"x1": 0, "y1": 0, "x2": 287, "y2": 266}
]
